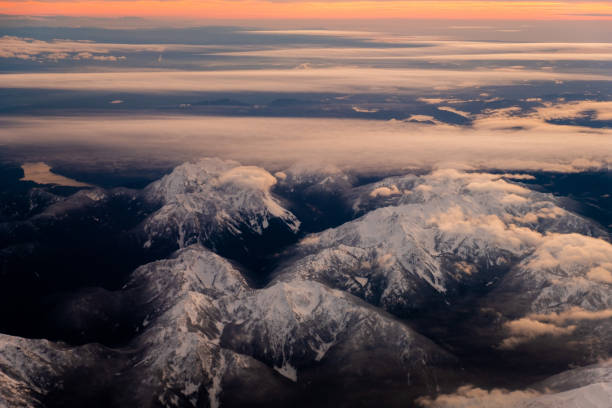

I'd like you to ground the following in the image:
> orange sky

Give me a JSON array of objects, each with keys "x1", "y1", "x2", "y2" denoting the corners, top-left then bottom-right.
[{"x1": 1, "y1": 0, "x2": 612, "y2": 20}]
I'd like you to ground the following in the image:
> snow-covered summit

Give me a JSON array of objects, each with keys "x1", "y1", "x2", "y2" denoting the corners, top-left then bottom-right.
[
  {"x1": 125, "y1": 245, "x2": 249, "y2": 310},
  {"x1": 142, "y1": 158, "x2": 300, "y2": 249},
  {"x1": 221, "y1": 278, "x2": 453, "y2": 384},
  {"x1": 0, "y1": 241, "x2": 454, "y2": 407},
  {"x1": 125, "y1": 244, "x2": 453, "y2": 404},
  {"x1": 277, "y1": 169, "x2": 609, "y2": 313}
]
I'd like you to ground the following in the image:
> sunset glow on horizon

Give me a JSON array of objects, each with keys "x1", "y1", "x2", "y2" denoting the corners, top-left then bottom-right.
[{"x1": 2, "y1": 0, "x2": 612, "y2": 20}]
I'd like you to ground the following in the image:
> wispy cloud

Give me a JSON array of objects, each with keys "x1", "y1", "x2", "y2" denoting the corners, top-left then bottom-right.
[
  {"x1": 500, "y1": 318, "x2": 577, "y2": 349},
  {"x1": 536, "y1": 100, "x2": 612, "y2": 121},
  {"x1": 212, "y1": 40, "x2": 612, "y2": 59},
  {"x1": 0, "y1": 68, "x2": 608, "y2": 93},
  {"x1": 0, "y1": 35, "x2": 224, "y2": 62},
  {"x1": 416, "y1": 384, "x2": 540, "y2": 408}
]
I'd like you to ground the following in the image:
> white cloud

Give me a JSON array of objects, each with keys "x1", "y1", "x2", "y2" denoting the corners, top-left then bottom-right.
[
  {"x1": 537, "y1": 100, "x2": 612, "y2": 121},
  {"x1": 530, "y1": 307, "x2": 612, "y2": 324},
  {"x1": 498, "y1": 174, "x2": 536, "y2": 180},
  {"x1": 437, "y1": 106, "x2": 471, "y2": 118},
  {"x1": 0, "y1": 35, "x2": 227, "y2": 63},
  {"x1": 0, "y1": 36, "x2": 131, "y2": 62},
  {"x1": 91, "y1": 55, "x2": 126, "y2": 61},
  {"x1": 273, "y1": 171, "x2": 287, "y2": 181},
  {"x1": 499, "y1": 305, "x2": 612, "y2": 350},
  {"x1": 587, "y1": 265, "x2": 612, "y2": 284},
  {"x1": 500, "y1": 193, "x2": 529, "y2": 204},
  {"x1": 352, "y1": 106, "x2": 379, "y2": 113},
  {"x1": 213, "y1": 40, "x2": 612, "y2": 62},
  {"x1": 466, "y1": 179, "x2": 530, "y2": 195},
  {"x1": 419, "y1": 97, "x2": 479, "y2": 105},
  {"x1": 370, "y1": 185, "x2": 401, "y2": 197},
  {"x1": 500, "y1": 318, "x2": 576, "y2": 349},
  {"x1": 510, "y1": 206, "x2": 566, "y2": 224},
  {"x1": 428, "y1": 206, "x2": 542, "y2": 252},
  {"x1": 416, "y1": 385, "x2": 541, "y2": 408},
  {"x1": 524, "y1": 233, "x2": 612, "y2": 272},
  {"x1": 402, "y1": 115, "x2": 445, "y2": 125},
  {"x1": 217, "y1": 166, "x2": 277, "y2": 192}
]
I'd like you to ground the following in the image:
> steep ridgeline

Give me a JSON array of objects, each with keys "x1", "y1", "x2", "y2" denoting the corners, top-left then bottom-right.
[
  {"x1": 274, "y1": 169, "x2": 612, "y2": 364},
  {"x1": 140, "y1": 158, "x2": 300, "y2": 273},
  {"x1": 0, "y1": 245, "x2": 456, "y2": 408}
]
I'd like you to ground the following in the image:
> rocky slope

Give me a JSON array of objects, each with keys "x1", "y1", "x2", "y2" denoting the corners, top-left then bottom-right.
[{"x1": 0, "y1": 244, "x2": 455, "y2": 407}]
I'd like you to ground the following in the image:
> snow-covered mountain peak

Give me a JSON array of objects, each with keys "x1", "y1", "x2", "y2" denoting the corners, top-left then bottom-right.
[
  {"x1": 145, "y1": 158, "x2": 239, "y2": 202},
  {"x1": 280, "y1": 169, "x2": 608, "y2": 315},
  {"x1": 220, "y1": 277, "x2": 452, "y2": 384},
  {"x1": 126, "y1": 245, "x2": 250, "y2": 307},
  {"x1": 142, "y1": 158, "x2": 300, "y2": 249},
  {"x1": 355, "y1": 169, "x2": 549, "y2": 217}
]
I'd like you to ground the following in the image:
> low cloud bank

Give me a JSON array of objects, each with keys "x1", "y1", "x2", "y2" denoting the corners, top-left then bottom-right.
[
  {"x1": 416, "y1": 385, "x2": 540, "y2": 408},
  {"x1": 1, "y1": 112, "x2": 610, "y2": 174}
]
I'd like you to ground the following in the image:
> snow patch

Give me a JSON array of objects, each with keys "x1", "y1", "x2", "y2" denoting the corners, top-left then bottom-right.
[
  {"x1": 355, "y1": 276, "x2": 368, "y2": 287},
  {"x1": 274, "y1": 363, "x2": 297, "y2": 382}
]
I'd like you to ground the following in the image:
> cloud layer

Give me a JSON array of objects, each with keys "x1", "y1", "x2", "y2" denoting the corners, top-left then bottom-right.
[
  {"x1": 0, "y1": 68, "x2": 608, "y2": 93},
  {"x1": 1, "y1": 105, "x2": 609, "y2": 173}
]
